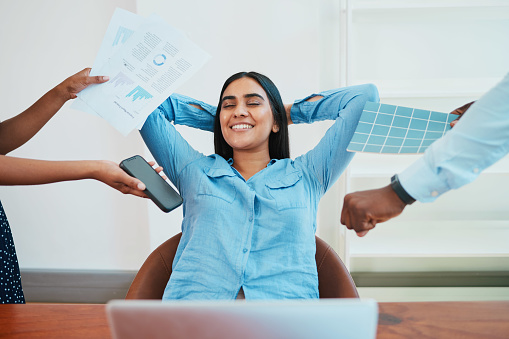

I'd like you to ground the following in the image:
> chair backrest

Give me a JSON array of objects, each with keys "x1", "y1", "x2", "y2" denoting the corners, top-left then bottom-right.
[{"x1": 126, "y1": 232, "x2": 358, "y2": 299}]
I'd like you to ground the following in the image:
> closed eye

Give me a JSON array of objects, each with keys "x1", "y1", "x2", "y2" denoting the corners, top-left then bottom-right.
[{"x1": 222, "y1": 103, "x2": 235, "y2": 108}]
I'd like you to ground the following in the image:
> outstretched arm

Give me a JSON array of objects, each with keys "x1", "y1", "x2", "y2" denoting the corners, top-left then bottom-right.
[
  {"x1": 0, "y1": 155, "x2": 160, "y2": 198},
  {"x1": 340, "y1": 71, "x2": 509, "y2": 236},
  {"x1": 0, "y1": 68, "x2": 108, "y2": 155}
]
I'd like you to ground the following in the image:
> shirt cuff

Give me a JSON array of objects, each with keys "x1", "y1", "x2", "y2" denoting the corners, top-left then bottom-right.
[
  {"x1": 290, "y1": 88, "x2": 345, "y2": 124},
  {"x1": 159, "y1": 93, "x2": 216, "y2": 132},
  {"x1": 398, "y1": 157, "x2": 451, "y2": 203}
]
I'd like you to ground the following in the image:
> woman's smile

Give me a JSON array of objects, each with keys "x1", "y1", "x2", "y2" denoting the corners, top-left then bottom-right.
[
  {"x1": 231, "y1": 123, "x2": 254, "y2": 131},
  {"x1": 219, "y1": 77, "x2": 277, "y2": 154}
]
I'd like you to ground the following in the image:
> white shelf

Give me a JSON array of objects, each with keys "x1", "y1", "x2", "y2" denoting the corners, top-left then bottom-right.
[
  {"x1": 352, "y1": 0, "x2": 509, "y2": 10},
  {"x1": 350, "y1": 255, "x2": 509, "y2": 272},
  {"x1": 349, "y1": 151, "x2": 509, "y2": 177},
  {"x1": 349, "y1": 219, "x2": 509, "y2": 257},
  {"x1": 352, "y1": 78, "x2": 504, "y2": 99}
]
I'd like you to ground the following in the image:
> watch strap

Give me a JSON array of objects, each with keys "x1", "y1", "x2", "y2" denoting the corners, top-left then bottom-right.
[{"x1": 390, "y1": 174, "x2": 416, "y2": 205}]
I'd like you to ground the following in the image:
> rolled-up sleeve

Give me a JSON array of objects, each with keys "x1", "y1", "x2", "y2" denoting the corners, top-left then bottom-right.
[
  {"x1": 140, "y1": 99, "x2": 205, "y2": 191},
  {"x1": 294, "y1": 84, "x2": 379, "y2": 193}
]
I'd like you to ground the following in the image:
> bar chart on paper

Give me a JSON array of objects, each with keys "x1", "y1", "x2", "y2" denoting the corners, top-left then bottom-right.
[
  {"x1": 98, "y1": 72, "x2": 153, "y2": 113},
  {"x1": 126, "y1": 86, "x2": 153, "y2": 101},
  {"x1": 113, "y1": 26, "x2": 134, "y2": 47},
  {"x1": 347, "y1": 102, "x2": 457, "y2": 154}
]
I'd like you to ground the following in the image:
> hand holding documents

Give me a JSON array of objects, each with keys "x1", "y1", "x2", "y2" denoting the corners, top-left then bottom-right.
[
  {"x1": 73, "y1": 8, "x2": 210, "y2": 136},
  {"x1": 347, "y1": 102, "x2": 457, "y2": 154}
]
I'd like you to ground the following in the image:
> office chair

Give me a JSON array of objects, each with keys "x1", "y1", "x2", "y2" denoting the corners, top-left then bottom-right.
[{"x1": 126, "y1": 232, "x2": 359, "y2": 299}]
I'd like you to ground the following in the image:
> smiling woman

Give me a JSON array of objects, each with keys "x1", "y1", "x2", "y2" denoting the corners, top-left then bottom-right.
[
  {"x1": 215, "y1": 72, "x2": 289, "y2": 180},
  {"x1": 140, "y1": 71, "x2": 379, "y2": 301}
]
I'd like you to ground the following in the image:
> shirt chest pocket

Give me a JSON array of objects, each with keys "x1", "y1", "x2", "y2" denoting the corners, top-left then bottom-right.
[
  {"x1": 265, "y1": 171, "x2": 307, "y2": 210},
  {"x1": 197, "y1": 167, "x2": 237, "y2": 204}
]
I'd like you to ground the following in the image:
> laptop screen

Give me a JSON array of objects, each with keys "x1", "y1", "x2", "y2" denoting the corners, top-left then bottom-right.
[{"x1": 107, "y1": 299, "x2": 378, "y2": 339}]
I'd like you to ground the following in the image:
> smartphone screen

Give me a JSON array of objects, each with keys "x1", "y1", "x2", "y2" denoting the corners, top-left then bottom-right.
[{"x1": 120, "y1": 155, "x2": 182, "y2": 213}]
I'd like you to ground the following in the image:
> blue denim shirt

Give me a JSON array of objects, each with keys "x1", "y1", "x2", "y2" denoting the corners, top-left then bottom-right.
[{"x1": 140, "y1": 84, "x2": 379, "y2": 300}]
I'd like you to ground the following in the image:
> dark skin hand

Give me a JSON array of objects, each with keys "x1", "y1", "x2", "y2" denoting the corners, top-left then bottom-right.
[
  {"x1": 449, "y1": 101, "x2": 475, "y2": 128},
  {"x1": 341, "y1": 185, "x2": 407, "y2": 237}
]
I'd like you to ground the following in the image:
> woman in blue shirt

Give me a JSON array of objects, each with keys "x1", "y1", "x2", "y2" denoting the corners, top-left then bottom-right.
[{"x1": 141, "y1": 72, "x2": 378, "y2": 300}]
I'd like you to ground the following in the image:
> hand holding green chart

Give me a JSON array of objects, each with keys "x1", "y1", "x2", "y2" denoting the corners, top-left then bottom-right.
[{"x1": 72, "y1": 8, "x2": 210, "y2": 136}]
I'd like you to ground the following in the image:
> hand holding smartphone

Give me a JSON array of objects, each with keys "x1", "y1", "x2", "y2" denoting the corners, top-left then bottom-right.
[{"x1": 120, "y1": 155, "x2": 182, "y2": 213}]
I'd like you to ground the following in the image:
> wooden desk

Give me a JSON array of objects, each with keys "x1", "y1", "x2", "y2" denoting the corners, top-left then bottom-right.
[
  {"x1": 1, "y1": 301, "x2": 508, "y2": 338},
  {"x1": 377, "y1": 301, "x2": 509, "y2": 339}
]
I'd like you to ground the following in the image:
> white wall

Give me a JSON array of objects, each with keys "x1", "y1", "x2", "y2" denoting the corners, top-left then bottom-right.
[
  {"x1": 1, "y1": 0, "x2": 345, "y2": 270},
  {"x1": 0, "y1": 0, "x2": 150, "y2": 270}
]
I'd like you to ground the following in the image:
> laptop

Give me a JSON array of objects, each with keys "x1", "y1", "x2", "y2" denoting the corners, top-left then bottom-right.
[{"x1": 107, "y1": 298, "x2": 378, "y2": 339}]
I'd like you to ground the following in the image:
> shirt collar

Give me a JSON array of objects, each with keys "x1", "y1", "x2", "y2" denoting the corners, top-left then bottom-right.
[{"x1": 227, "y1": 158, "x2": 278, "y2": 167}]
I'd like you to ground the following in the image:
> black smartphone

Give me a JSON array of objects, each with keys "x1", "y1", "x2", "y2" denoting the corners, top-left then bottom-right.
[{"x1": 120, "y1": 155, "x2": 183, "y2": 213}]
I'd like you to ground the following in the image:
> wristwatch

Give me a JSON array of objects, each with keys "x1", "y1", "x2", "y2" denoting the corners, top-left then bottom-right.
[{"x1": 390, "y1": 174, "x2": 416, "y2": 205}]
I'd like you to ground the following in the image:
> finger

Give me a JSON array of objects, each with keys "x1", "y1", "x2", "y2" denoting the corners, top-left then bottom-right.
[
  {"x1": 450, "y1": 101, "x2": 475, "y2": 115},
  {"x1": 131, "y1": 178, "x2": 146, "y2": 191},
  {"x1": 120, "y1": 175, "x2": 146, "y2": 191},
  {"x1": 450, "y1": 118, "x2": 459, "y2": 128},
  {"x1": 450, "y1": 108, "x2": 462, "y2": 116},
  {"x1": 154, "y1": 166, "x2": 164, "y2": 174},
  {"x1": 82, "y1": 68, "x2": 91, "y2": 76},
  {"x1": 341, "y1": 196, "x2": 353, "y2": 228},
  {"x1": 458, "y1": 101, "x2": 475, "y2": 113},
  {"x1": 122, "y1": 187, "x2": 149, "y2": 198},
  {"x1": 340, "y1": 205, "x2": 348, "y2": 226},
  {"x1": 148, "y1": 161, "x2": 156, "y2": 167},
  {"x1": 88, "y1": 75, "x2": 109, "y2": 84},
  {"x1": 356, "y1": 230, "x2": 369, "y2": 237},
  {"x1": 340, "y1": 204, "x2": 352, "y2": 229},
  {"x1": 352, "y1": 217, "x2": 377, "y2": 235}
]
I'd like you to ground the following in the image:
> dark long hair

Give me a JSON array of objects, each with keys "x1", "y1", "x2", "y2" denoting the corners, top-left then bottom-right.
[{"x1": 214, "y1": 72, "x2": 290, "y2": 160}]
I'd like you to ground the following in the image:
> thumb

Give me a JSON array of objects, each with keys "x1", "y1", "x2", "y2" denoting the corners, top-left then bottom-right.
[
  {"x1": 131, "y1": 178, "x2": 146, "y2": 191},
  {"x1": 88, "y1": 75, "x2": 109, "y2": 84},
  {"x1": 356, "y1": 230, "x2": 369, "y2": 237}
]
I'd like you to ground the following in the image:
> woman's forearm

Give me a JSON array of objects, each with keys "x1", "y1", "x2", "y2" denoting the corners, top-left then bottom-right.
[
  {"x1": 0, "y1": 68, "x2": 109, "y2": 155},
  {"x1": 0, "y1": 155, "x2": 148, "y2": 197},
  {"x1": 0, "y1": 155, "x2": 97, "y2": 185},
  {"x1": 0, "y1": 86, "x2": 68, "y2": 155}
]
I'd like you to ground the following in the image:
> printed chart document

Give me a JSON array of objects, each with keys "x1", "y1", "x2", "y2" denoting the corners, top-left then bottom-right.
[
  {"x1": 347, "y1": 102, "x2": 456, "y2": 154},
  {"x1": 74, "y1": 9, "x2": 210, "y2": 135},
  {"x1": 72, "y1": 8, "x2": 143, "y2": 116}
]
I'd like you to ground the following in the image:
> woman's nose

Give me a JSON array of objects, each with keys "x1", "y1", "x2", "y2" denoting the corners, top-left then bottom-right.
[{"x1": 234, "y1": 105, "x2": 248, "y2": 117}]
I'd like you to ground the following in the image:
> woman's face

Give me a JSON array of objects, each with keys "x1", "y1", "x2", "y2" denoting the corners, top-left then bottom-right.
[{"x1": 219, "y1": 77, "x2": 279, "y2": 155}]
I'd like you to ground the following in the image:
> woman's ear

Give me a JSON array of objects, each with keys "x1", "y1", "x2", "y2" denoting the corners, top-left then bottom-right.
[{"x1": 272, "y1": 124, "x2": 280, "y2": 133}]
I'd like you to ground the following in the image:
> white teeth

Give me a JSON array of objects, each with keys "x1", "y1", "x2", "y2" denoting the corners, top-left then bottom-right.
[{"x1": 231, "y1": 124, "x2": 253, "y2": 130}]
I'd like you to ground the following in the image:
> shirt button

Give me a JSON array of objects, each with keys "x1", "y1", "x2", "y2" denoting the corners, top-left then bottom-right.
[
  {"x1": 431, "y1": 191, "x2": 439, "y2": 197},
  {"x1": 243, "y1": 248, "x2": 248, "y2": 253},
  {"x1": 473, "y1": 168, "x2": 480, "y2": 174}
]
